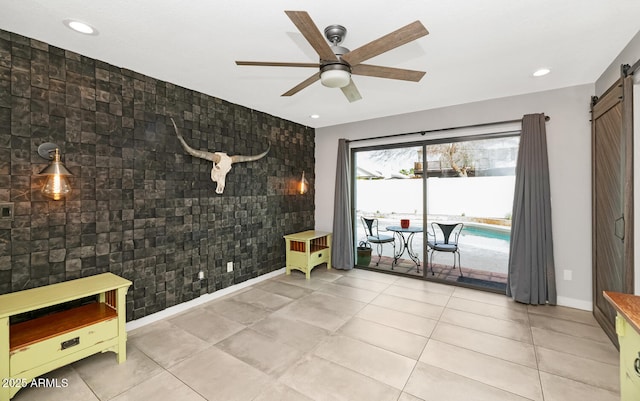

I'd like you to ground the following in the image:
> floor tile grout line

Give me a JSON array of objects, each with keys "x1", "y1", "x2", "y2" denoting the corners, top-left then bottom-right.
[
  {"x1": 443, "y1": 305, "x2": 530, "y2": 326},
  {"x1": 434, "y1": 290, "x2": 542, "y2": 400},
  {"x1": 529, "y1": 324, "x2": 620, "y2": 348},
  {"x1": 428, "y1": 324, "x2": 539, "y2": 370},
  {"x1": 524, "y1": 303, "x2": 547, "y2": 401},
  {"x1": 449, "y1": 293, "x2": 530, "y2": 313},
  {"x1": 308, "y1": 274, "x2": 411, "y2": 381},
  {"x1": 69, "y1": 363, "x2": 112, "y2": 401},
  {"x1": 380, "y1": 289, "x2": 453, "y2": 308},
  {"x1": 433, "y1": 314, "x2": 535, "y2": 346},
  {"x1": 100, "y1": 343, "x2": 196, "y2": 401},
  {"x1": 425, "y1": 337, "x2": 541, "y2": 372},
  {"x1": 130, "y1": 321, "x2": 220, "y2": 368},
  {"x1": 533, "y1": 348, "x2": 621, "y2": 395},
  {"x1": 160, "y1": 360, "x2": 210, "y2": 401},
  {"x1": 525, "y1": 308, "x2": 602, "y2": 328},
  {"x1": 417, "y1": 278, "x2": 541, "y2": 399},
  {"x1": 354, "y1": 308, "x2": 438, "y2": 338},
  {"x1": 415, "y1": 358, "x2": 541, "y2": 401},
  {"x1": 533, "y1": 343, "x2": 620, "y2": 368},
  {"x1": 293, "y1": 271, "x2": 434, "y2": 374},
  {"x1": 397, "y1": 358, "x2": 422, "y2": 400},
  {"x1": 527, "y1": 313, "x2": 609, "y2": 333},
  {"x1": 305, "y1": 352, "x2": 409, "y2": 393},
  {"x1": 374, "y1": 288, "x2": 450, "y2": 306},
  {"x1": 332, "y1": 320, "x2": 429, "y2": 361}
]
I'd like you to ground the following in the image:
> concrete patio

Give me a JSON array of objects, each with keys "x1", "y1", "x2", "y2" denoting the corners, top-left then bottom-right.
[{"x1": 356, "y1": 217, "x2": 510, "y2": 290}]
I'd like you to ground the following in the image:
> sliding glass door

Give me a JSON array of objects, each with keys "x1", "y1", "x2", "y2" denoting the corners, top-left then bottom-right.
[
  {"x1": 353, "y1": 134, "x2": 519, "y2": 291},
  {"x1": 425, "y1": 136, "x2": 518, "y2": 290},
  {"x1": 354, "y1": 145, "x2": 425, "y2": 276}
]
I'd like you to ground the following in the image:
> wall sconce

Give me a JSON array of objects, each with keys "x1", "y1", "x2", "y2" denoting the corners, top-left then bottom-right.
[
  {"x1": 38, "y1": 143, "x2": 72, "y2": 200},
  {"x1": 299, "y1": 171, "x2": 309, "y2": 195}
]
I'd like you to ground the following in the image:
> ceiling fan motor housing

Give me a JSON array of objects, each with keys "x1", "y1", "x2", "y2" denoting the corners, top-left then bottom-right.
[
  {"x1": 324, "y1": 24, "x2": 347, "y2": 45},
  {"x1": 320, "y1": 25, "x2": 351, "y2": 88},
  {"x1": 329, "y1": 45, "x2": 349, "y2": 58}
]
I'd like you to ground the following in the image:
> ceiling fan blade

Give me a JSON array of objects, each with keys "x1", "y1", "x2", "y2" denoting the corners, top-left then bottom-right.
[
  {"x1": 285, "y1": 11, "x2": 339, "y2": 62},
  {"x1": 352, "y1": 64, "x2": 426, "y2": 82},
  {"x1": 236, "y1": 61, "x2": 320, "y2": 68},
  {"x1": 342, "y1": 21, "x2": 428, "y2": 67},
  {"x1": 282, "y1": 72, "x2": 321, "y2": 96},
  {"x1": 341, "y1": 80, "x2": 362, "y2": 103}
]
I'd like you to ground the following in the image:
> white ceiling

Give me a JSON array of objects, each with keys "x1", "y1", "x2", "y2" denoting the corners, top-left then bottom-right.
[{"x1": 1, "y1": 0, "x2": 640, "y2": 128}]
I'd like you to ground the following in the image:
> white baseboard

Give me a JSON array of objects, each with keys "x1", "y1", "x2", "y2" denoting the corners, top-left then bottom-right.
[
  {"x1": 126, "y1": 268, "x2": 285, "y2": 332},
  {"x1": 556, "y1": 296, "x2": 592, "y2": 311}
]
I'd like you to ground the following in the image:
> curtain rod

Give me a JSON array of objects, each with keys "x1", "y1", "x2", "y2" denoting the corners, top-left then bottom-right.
[{"x1": 346, "y1": 115, "x2": 550, "y2": 144}]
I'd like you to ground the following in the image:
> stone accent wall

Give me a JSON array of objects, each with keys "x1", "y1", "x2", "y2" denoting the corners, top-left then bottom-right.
[{"x1": 0, "y1": 30, "x2": 315, "y2": 321}]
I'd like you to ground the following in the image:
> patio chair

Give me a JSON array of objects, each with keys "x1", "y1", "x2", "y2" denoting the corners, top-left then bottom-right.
[
  {"x1": 361, "y1": 217, "x2": 396, "y2": 267},
  {"x1": 429, "y1": 222, "x2": 463, "y2": 276}
]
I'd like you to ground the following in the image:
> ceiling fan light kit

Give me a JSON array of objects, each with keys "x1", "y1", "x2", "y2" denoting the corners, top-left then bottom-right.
[
  {"x1": 320, "y1": 65, "x2": 351, "y2": 88},
  {"x1": 236, "y1": 11, "x2": 428, "y2": 102}
]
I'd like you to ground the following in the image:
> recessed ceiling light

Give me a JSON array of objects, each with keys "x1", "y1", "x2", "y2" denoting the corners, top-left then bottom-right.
[
  {"x1": 63, "y1": 19, "x2": 98, "y2": 35},
  {"x1": 310, "y1": 114, "x2": 320, "y2": 119},
  {"x1": 533, "y1": 68, "x2": 551, "y2": 77}
]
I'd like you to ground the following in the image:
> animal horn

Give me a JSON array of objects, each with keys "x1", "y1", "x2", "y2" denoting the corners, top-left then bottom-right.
[
  {"x1": 230, "y1": 144, "x2": 270, "y2": 163},
  {"x1": 170, "y1": 118, "x2": 220, "y2": 163}
]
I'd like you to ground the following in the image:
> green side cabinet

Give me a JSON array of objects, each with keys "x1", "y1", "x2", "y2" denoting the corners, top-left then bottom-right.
[
  {"x1": 616, "y1": 314, "x2": 640, "y2": 399},
  {"x1": 284, "y1": 230, "x2": 332, "y2": 279},
  {"x1": 0, "y1": 273, "x2": 131, "y2": 401},
  {"x1": 605, "y1": 291, "x2": 640, "y2": 401}
]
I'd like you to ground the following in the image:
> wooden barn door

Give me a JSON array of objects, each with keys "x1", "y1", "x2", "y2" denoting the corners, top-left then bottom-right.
[{"x1": 591, "y1": 76, "x2": 634, "y2": 346}]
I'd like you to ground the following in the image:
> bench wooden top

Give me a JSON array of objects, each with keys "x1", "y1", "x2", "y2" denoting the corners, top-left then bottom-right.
[{"x1": 0, "y1": 273, "x2": 131, "y2": 319}]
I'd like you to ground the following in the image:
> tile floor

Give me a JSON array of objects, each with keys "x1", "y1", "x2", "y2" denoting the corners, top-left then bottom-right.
[{"x1": 13, "y1": 267, "x2": 620, "y2": 401}]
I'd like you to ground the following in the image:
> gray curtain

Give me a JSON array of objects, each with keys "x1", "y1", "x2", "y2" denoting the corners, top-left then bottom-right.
[
  {"x1": 507, "y1": 114, "x2": 557, "y2": 304},
  {"x1": 331, "y1": 138, "x2": 354, "y2": 270}
]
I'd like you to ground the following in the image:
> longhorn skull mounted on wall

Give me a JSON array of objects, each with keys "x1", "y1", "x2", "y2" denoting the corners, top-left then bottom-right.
[{"x1": 170, "y1": 118, "x2": 270, "y2": 194}]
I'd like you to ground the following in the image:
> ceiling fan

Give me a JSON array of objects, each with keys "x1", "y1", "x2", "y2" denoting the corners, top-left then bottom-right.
[{"x1": 235, "y1": 10, "x2": 429, "y2": 102}]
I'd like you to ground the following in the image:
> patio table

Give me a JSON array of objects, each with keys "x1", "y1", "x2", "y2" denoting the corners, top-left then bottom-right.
[{"x1": 386, "y1": 226, "x2": 423, "y2": 272}]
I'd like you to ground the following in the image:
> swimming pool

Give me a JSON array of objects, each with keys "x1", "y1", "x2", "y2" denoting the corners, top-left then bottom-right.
[
  {"x1": 461, "y1": 224, "x2": 511, "y2": 242},
  {"x1": 459, "y1": 223, "x2": 511, "y2": 254}
]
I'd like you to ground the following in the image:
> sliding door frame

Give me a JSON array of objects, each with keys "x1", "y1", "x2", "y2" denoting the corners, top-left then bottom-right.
[{"x1": 350, "y1": 130, "x2": 521, "y2": 287}]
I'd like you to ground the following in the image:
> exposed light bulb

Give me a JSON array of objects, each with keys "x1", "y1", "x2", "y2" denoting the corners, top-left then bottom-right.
[
  {"x1": 299, "y1": 171, "x2": 309, "y2": 195},
  {"x1": 42, "y1": 174, "x2": 71, "y2": 200},
  {"x1": 39, "y1": 148, "x2": 72, "y2": 200}
]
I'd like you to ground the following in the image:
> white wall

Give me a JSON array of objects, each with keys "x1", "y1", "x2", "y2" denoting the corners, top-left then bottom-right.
[
  {"x1": 595, "y1": 30, "x2": 640, "y2": 97},
  {"x1": 316, "y1": 84, "x2": 594, "y2": 310}
]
